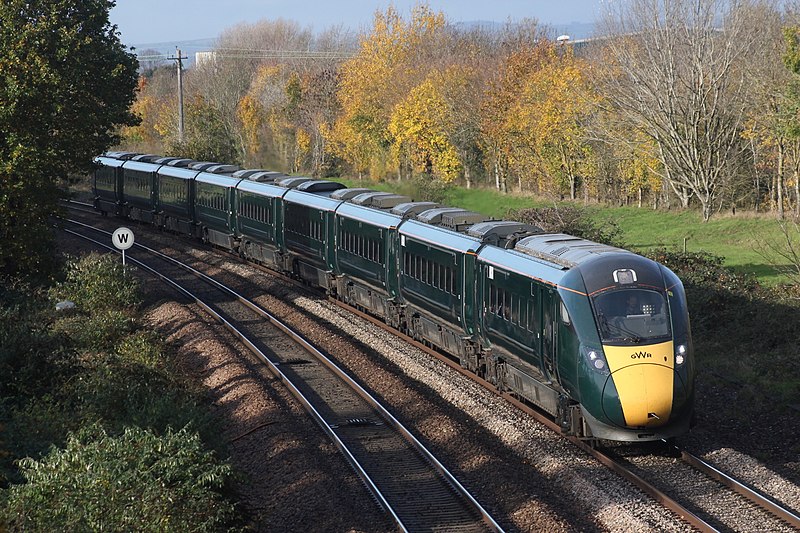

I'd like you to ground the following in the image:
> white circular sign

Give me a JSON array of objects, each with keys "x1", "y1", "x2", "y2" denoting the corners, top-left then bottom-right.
[{"x1": 112, "y1": 227, "x2": 135, "y2": 250}]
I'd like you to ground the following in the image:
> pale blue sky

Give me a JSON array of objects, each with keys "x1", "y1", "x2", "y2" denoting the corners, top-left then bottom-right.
[{"x1": 110, "y1": 0, "x2": 601, "y2": 46}]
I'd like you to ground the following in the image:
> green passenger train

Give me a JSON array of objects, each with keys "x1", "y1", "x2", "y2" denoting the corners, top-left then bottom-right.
[{"x1": 93, "y1": 152, "x2": 695, "y2": 442}]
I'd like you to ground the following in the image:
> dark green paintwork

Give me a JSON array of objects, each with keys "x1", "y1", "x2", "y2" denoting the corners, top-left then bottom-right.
[
  {"x1": 400, "y1": 237, "x2": 467, "y2": 332},
  {"x1": 236, "y1": 190, "x2": 278, "y2": 246},
  {"x1": 123, "y1": 168, "x2": 154, "y2": 210},
  {"x1": 194, "y1": 181, "x2": 233, "y2": 233},
  {"x1": 284, "y1": 202, "x2": 332, "y2": 270}
]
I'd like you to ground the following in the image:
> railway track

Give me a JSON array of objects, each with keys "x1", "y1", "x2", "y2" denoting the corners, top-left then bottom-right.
[
  {"x1": 59, "y1": 203, "x2": 800, "y2": 531},
  {"x1": 343, "y1": 298, "x2": 800, "y2": 532},
  {"x1": 60, "y1": 215, "x2": 503, "y2": 533}
]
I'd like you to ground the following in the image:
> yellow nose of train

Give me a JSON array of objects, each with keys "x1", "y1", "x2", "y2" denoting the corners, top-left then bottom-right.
[{"x1": 603, "y1": 341, "x2": 674, "y2": 427}]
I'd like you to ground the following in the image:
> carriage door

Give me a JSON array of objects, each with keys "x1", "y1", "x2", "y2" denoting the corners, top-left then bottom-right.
[{"x1": 542, "y1": 289, "x2": 557, "y2": 380}]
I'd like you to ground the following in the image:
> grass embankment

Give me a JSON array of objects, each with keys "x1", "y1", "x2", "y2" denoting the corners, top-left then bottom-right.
[
  {"x1": 0, "y1": 254, "x2": 237, "y2": 531},
  {"x1": 339, "y1": 178, "x2": 791, "y2": 286}
]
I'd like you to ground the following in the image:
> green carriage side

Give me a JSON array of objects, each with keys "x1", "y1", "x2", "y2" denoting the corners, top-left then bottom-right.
[
  {"x1": 333, "y1": 201, "x2": 403, "y2": 325},
  {"x1": 282, "y1": 188, "x2": 342, "y2": 289},
  {"x1": 155, "y1": 165, "x2": 200, "y2": 235},
  {"x1": 397, "y1": 218, "x2": 482, "y2": 359},
  {"x1": 475, "y1": 244, "x2": 572, "y2": 415},
  {"x1": 121, "y1": 160, "x2": 159, "y2": 223},
  {"x1": 194, "y1": 172, "x2": 242, "y2": 249},
  {"x1": 93, "y1": 156, "x2": 125, "y2": 216},
  {"x1": 234, "y1": 179, "x2": 289, "y2": 267}
]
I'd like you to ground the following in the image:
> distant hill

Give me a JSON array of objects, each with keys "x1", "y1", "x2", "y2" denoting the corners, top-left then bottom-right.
[{"x1": 128, "y1": 19, "x2": 597, "y2": 69}]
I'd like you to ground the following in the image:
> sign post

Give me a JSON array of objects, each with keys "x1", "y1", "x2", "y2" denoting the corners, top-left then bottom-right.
[{"x1": 112, "y1": 227, "x2": 135, "y2": 266}]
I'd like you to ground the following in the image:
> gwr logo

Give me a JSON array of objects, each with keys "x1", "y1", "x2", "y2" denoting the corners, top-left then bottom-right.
[{"x1": 630, "y1": 351, "x2": 653, "y2": 359}]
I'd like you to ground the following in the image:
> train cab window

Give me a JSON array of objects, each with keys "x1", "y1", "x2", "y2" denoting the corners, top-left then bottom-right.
[
  {"x1": 593, "y1": 289, "x2": 670, "y2": 343},
  {"x1": 560, "y1": 301, "x2": 571, "y2": 326}
]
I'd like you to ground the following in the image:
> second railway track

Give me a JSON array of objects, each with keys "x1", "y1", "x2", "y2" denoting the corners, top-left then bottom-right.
[{"x1": 61, "y1": 216, "x2": 501, "y2": 533}]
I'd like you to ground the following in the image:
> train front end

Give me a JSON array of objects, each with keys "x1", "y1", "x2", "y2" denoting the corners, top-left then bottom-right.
[{"x1": 560, "y1": 253, "x2": 695, "y2": 442}]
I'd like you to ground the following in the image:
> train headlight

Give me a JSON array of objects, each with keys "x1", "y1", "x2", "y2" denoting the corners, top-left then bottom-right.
[
  {"x1": 582, "y1": 345, "x2": 609, "y2": 374},
  {"x1": 675, "y1": 344, "x2": 687, "y2": 365}
]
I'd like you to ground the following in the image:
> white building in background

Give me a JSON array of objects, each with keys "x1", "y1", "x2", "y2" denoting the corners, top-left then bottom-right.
[{"x1": 195, "y1": 51, "x2": 217, "y2": 68}]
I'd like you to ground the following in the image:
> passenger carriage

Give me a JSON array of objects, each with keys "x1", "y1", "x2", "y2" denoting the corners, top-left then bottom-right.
[
  {"x1": 333, "y1": 199, "x2": 403, "y2": 327},
  {"x1": 234, "y1": 179, "x2": 289, "y2": 266},
  {"x1": 92, "y1": 155, "x2": 126, "y2": 216},
  {"x1": 193, "y1": 171, "x2": 242, "y2": 249},
  {"x1": 154, "y1": 164, "x2": 200, "y2": 236},
  {"x1": 121, "y1": 160, "x2": 159, "y2": 223}
]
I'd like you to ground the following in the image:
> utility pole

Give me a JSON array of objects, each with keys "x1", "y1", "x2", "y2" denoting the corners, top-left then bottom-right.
[{"x1": 168, "y1": 48, "x2": 188, "y2": 141}]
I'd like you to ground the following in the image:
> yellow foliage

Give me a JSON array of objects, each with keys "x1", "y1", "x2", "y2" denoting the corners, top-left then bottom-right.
[
  {"x1": 388, "y1": 74, "x2": 462, "y2": 181},
  {"x1": 481, "y1": 43, "x2": 598, "y2": 195},
  {"x1": 327, "y1": 4, "x2": 448, "y2": 177},
  {"x1": 121, "y1": 76, "x2": 174, "y2": 150},
  {"x1": 237, "y1": 94, "x2": 265, "y2": 157}
]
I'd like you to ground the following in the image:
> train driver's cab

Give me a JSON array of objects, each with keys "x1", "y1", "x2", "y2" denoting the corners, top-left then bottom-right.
[{"x1": 592, "y1": 289, "x2": 671, "y2": 344}]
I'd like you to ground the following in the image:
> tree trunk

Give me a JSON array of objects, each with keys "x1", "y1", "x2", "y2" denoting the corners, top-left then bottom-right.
[{"x1": 777, "y1": 139, "x2": 785, "y2": 220}]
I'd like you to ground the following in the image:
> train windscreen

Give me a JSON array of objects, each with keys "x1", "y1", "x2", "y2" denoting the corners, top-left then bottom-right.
[{"x1": 592, "y1": 289, "x2": 671, "y2": 343}]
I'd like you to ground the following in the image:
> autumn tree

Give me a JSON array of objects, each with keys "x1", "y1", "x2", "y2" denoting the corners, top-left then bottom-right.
[
  {"x1": 168, "y1": 95, "x2": 240, "y2": 164},
  {"x1": 122, "y1": 70, "x2": 177, "y2": 153},
  {"x1": 509, "y1": 43, "x2": 598, "y2": 199},
  {"x1": 328, "y1": 5, "x2": 448, "y2": 179},
  {"x1": 597, "y1": 0, "x2": 762, "y2": 221},
  {"x1": 388, "y1": 70, "x2": 467, "y2": 182},
  {"x1": 0, "y1": 0, "x2": 138, "y2": 277}
]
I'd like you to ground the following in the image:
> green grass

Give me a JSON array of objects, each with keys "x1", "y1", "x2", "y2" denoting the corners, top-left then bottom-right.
[{"x1": 339, "y1": 178, "x2": 792, "y2": 286}]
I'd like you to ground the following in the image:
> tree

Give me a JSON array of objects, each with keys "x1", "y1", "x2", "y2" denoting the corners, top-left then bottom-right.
[
  {"x1": 327, "y1": 5, "x2": 448, "y2": 179},
  {"x1": 0, "y1": 0, "x2": 138, "y2": 277},
  {"x1": 510, "y1": 43, "x2": 598, "y2": 199},
  {"x1": 388, "y1": 72, "x2": 462, "y2": 182},
  {"x1": 597, "y1": 0, "x2": 760, "y2": 221},
  {"x1": 168, "y1": 95, "x2": 239, "y2": 164}
]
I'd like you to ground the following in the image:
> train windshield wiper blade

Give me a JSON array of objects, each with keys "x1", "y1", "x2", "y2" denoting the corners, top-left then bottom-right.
[{"x1": 599, "y1": 315, "x2": 642, "y2": 343}]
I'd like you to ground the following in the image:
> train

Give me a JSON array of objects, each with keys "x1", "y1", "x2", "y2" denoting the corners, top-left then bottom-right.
[{"x1": 92, "y1": 152, "x2": 696, "y2": 442}]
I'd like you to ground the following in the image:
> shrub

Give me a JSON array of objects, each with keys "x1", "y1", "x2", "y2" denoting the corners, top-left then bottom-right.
[
  {"x1": 51, "y1": 309, "x2": 137, "y2": 353},
  {"x1": 411, "y1": 174, "x2": 451, "y2": 204},
  {"x1": 508, "y1": 204, "x2": 624, "y2": 247},
  {"x1": 50, "y1": 253, "x2": 141, "y2": 312},
  {"x1": 115, "y1": 330, "x2": 164, "y2": 370},
  {"x1": 2, "y1": 425, "x2": 236, "y2": 532},
  {"x1": 0, "y1": 287, "x2": 74, "y2": 400}
]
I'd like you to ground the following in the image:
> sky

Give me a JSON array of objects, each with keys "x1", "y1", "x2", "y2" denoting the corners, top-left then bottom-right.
[{"x1": 110, "y1": 0, "x2": 602, "y2": 47}]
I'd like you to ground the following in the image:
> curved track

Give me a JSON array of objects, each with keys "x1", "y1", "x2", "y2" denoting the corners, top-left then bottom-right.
[
  {"x1": 61, "y1": 202, "x2": 800, "y2": 531},
  {"x1": 61, "y1": 215, "x2": 503, "y2": 533}
]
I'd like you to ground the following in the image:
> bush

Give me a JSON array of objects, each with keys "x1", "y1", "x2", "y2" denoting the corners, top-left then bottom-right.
[
  {"x1": 50, "y1": 253, "x2": 141, "y2": 312},
  {"x1": 410, "y1": 174, "x2": 451, "y2": 204},
  {"x1": 0, "y1": 287, "x2": 74, "y2": 400},
  {"x1": 508, "y1": 204, "x2": 624, "y2": 247},
  {"x1": 51, "y1": 309, "x2": 137, "y2": 353},
  {"x1": 2, "y1": 425, "x2": 236, "y2": 532},
  {"x1": 115, "y1": 330, "x2": 164, "y2": 370}
]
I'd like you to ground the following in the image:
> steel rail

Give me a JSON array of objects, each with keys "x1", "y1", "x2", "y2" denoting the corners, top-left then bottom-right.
[
  {"x1": 335, "y1": 301, "x2": 721, "y2": 533},
  {"x1": 62, "y1": 219, "x2": 504, "y2": 533},
  {"x1": 673, "y1": 444, "x2": 800, "y2": 530}
]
